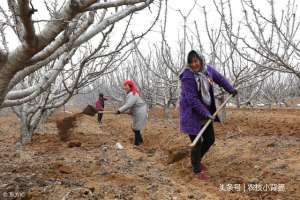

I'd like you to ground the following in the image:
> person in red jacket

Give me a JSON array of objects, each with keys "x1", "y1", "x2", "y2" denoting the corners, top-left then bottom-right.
[{"x1": 96, "y1": 93, "x2": 108, "y2": 124}]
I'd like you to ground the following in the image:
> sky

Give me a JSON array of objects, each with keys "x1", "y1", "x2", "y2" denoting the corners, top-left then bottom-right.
[
  {"x1": 1, "y1": 0, "x2": 292, "y2": 56},
  {"x1": 132, "y1": 0, "x2": 289, "y2": 51}
]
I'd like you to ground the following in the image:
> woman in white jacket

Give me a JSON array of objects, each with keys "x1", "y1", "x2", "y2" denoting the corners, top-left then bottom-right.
[{"x1": 116, "y1": 80, "x2": 148, "y2": 146}]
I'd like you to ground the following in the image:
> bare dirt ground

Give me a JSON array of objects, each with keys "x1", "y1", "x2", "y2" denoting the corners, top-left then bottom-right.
[{"x1": 0, "y1": 108, "x2": 299, "y2": 200}]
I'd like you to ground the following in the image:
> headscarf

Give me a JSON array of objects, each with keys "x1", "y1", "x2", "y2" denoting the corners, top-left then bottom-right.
[
  {"x1": 193, "y1": 64, "x2": 212, "y2": 106},
  {"x1": 124, "y1": 80, "x2": 140, "y2": 95},
  {"x1": 181, "y1": 50, "x2": 213, "y2": 106}
]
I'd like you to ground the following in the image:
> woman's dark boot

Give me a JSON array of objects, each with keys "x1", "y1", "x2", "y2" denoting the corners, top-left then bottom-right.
[{"x1": 134, "y1": 130, "x2": 143, "y2": 145}]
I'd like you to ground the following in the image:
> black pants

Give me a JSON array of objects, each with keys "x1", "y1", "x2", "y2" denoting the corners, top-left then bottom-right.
[
  {"x1": 189, "y1": 123, "x2": 215, "y2": 173},
  {"x1": 97, "y1": 113, "x2": 103, "y2": 124},
  {"x1": 133, "y1": 130, "x2": 143, "y2": 145}
]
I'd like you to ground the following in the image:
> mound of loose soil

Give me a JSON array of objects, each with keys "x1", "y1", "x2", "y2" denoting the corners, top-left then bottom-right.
[
  {"x1": 56, "y1": 113, "x2": 83, "y2": 141},
  {"x1": 167, "y1": 146, "x2": 190, "y2": 164},
  {"x1": 82, "y1": 105, "x2": 98, "y2": 116},
  {"x1": 56, "y1": 105, "x2": 98, "y2": 142}
]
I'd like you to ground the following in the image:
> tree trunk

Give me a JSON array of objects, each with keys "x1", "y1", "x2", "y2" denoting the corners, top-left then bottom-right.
[
  {"x1": 283, "y1": 99, "x2": 289, "y2": 107},
  {"x1": 217, "y1": 95, "x2": 226, "y2": 123},
  {"x1": 20, "y1": 122, "x2": 33, "y2": 145},
  {"x1": 0, "y1": 64, "x2": 15, "y2": 107},
  {"x1": 236, "y1": 95, "x2": 241, "y2": 108},
  {"x1": 164, "y1": 104, "x2": 172, "y2": 120}
]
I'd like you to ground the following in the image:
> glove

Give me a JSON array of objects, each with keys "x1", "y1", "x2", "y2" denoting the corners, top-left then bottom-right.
[
  {"x1": 115, "y1": 110, "x2": 121, "y2": 115},
  {"x1": 231, "y1": 89, "x2": 238, "y2": 97}
]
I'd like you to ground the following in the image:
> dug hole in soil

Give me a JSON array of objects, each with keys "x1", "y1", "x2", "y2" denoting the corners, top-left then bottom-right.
[{"x1": 0, "y1": 107, "x2": 299, "y2": 199}]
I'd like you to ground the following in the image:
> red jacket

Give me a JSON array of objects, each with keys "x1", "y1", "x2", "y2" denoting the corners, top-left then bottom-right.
[{"x1": 96, "y1": 97, "x2": 108, "y2": 111}]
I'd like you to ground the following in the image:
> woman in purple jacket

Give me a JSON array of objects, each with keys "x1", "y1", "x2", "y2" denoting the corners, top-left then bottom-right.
[{"x1": 179, "y1": 50, "x2": 237, "y2": 180}]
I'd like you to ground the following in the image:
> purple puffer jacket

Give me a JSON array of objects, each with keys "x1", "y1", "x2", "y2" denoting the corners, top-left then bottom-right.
[{"x1": 179, "y1": 65, "x2": 235, "y2": 135}]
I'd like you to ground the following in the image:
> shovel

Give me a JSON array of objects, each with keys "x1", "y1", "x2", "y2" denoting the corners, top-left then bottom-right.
[
  {"x1": 168, "y1": 90, "x2": 238, "y2": 164},
  {"x1": 98, "y1": 111, "x2": 116, "y2": 114},
  {"x1": 190, "y1": 91, "x2": 237, "y2": 147},
  {"x1": 98, "y1": 111, "x2": 129, "y2": 115}
]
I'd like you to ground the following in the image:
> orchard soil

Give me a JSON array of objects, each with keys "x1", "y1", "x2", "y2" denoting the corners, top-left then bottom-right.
[{"x1": 0, "y1": 108, "x2": 299, "y2": 199}]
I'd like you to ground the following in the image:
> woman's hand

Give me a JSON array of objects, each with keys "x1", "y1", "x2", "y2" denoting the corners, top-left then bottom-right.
[{"x1": 231, "y1": 89, "x2": 238, "y2": 97}]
